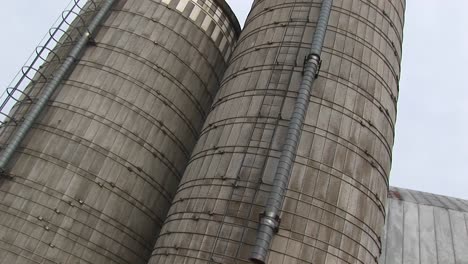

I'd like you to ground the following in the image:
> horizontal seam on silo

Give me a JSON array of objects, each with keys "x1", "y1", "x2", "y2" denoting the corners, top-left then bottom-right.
[
  {"x1": 20, "y1": 122, "x2": 182, "y2": 198},
  {"x1": 3, "y1": 169, "x2": 165, "y2": 241},
  {"x1": 99, "y1": 7, "x2": 230, "y2": 84},
  {"x1": 152, "y1": 0, "x2": 236, "y2": 45},
  {"x1": 1, "y1": 174, "x2": 154, "y2": 249},
  {"x1": 242, "y1": 4, "x2": 403, "y2": 54},
  {"x1": 365, "y1": 0, "x2": 405, "y2": 33},
  {"x1": 93, "y1": 35, "x2": 217, "y2": 108},
  {"x1": 28, "y1": 102, "x2": 185, "y2": 178},
  {"x1": 219, "y1": 60, "x2": 398, "y2": 115},
  {"x1": 97, "y1": 20, "x2": 220, "y2": 98},
  {"x1": 230, "y1": 39, "x2": 399, "y2": 95},
  {"x1": 1, "y1": 126, "x2": 181, "y2": 208},
  {"x1": 7, "y1": 109, "x2": 391, "y2": 199},
  {"x1": 0, "y1": 239, "x2": 50, "y2": 264},
  {"x1": 101, "y1": 9, "x2": 229, "y2": 91},
  {"x1": 245, "y1": 1, "x2": 320, "y2": 27},
  {"x1": 180, "y1": 148, "x2": 388, "y2": 209},
  {"x1": 79, "y1": 43, "x2": 210, "y2": 121},
  {"x1": 76, "y1": 60, "x2": 199, "y2": 137},
  {"x1": 60, "y1": 80, "x2": 191, "y2": 157},
  {"x1": 196, "y1": 122, "x2": 392, "y2": 178},
  {"x1": 10, "y1": 145, "x2": 172, "y2": 226},
  {"x1": 210, "y1": 84, "x2": 395, "y2": 134},
  {"x1": 186, "y1": 151, "x2": 388, "y2": 200},
  {"x1": 175, "y1": 176, "x2": 385, "y2": 225},
  {"x1": 0, "y1": 202, "x2": 139, "y2": 264},
  {"x1": 221, "y1": 63, "x2": 397, "y2": 102},
  {"x1": 346, "y1": 1, "x2": 404, "y2": 45},
  {"x1": 152, "y1": 241, "x2": 362, "y2": 264},
  {"x1": 116, "y1": 5, "x2": 231, "y2": 64},
  {"x1": 153, "y1": 226, "x2": 367, "y2": 264},
  {"x1": 174, "y1": 153, "x2": 387, "y2": 215},
  {"x1": 204, "y1": 98, "x2": 394, "y2": 157},
  {"x1": 204, "y1": 0, "x2": 242, "y2": 35},
  {"x1": 167, "y1": 181, "x2": 383, "y2": 240},
  {"x1": 231, "y1": 26, "x2": 401, "y2": 83},
  {"x1": 187, "y1": 146, "x2": 388, "y2": 196},
  {"x1": 195, "y1": 0, "x2": 238, "y2": 39},
  {"x1": 249, "y1": 0, "x2": 404, "y2": 33}
]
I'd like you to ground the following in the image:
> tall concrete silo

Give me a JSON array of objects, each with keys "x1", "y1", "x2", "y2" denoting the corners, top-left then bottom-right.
[
  {"x1": 0, "y1": 0, "x2": 240, "y2": 263},
  {"x1": 150, "y1": 0, "x2": 405, "y2": 263}
]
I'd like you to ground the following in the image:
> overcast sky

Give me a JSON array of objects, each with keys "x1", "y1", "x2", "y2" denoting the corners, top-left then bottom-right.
[{"x1": 0, "y1": 1, "x2": 466, "y2": 199}]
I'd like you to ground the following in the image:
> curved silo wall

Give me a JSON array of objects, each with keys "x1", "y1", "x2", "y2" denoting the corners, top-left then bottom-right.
[
  {"x1": 0, "y1": 0, "x2": 240, "y2": 263},
  {"x1": 151, "y1": 0, "x2": 405, "y2": 263}
]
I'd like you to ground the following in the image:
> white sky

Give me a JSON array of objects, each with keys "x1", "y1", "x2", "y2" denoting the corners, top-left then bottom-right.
[{"x1": 0, "y1": 1, "x2": 466, "y2": 199}]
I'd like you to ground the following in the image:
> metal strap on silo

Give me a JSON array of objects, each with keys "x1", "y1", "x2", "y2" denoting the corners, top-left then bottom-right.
[
  {"x1": 250, "y1": 0, "x2": 333, "y2": 263},
  {"x1": 0, "y1": 0, "x2": 117, "y2": 172}
]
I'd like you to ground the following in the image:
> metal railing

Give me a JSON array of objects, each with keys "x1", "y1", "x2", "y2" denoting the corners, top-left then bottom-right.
[{"x1": 0, "y1": 0, "x2": 99, "y2": 128}]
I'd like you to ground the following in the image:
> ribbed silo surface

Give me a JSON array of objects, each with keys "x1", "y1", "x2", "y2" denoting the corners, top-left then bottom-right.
[
  {"x1": 0, "y1": 0, "x2": 239, "y2": 263},
  {"x1": 380, "y1": 187, "x2": 468, "y2": 264},
  {"x1": 151, "y1": 0, "x2": 404, "y2": 263}
]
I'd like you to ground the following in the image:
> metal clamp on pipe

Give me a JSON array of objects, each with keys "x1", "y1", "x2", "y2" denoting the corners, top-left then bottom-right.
[
  {"x1": 259, "y1": 211, "x2": 281, "y2": 233},
  {"x1": 306, "y1": 53, "x2": 322, "y2": 78}
]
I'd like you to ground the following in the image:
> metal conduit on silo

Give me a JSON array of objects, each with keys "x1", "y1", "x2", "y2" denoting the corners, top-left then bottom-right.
[
  {"x1": 151, "y1": 0, "x2": 405, "y2": 263},
  {"x1": 0, "y1": 0, "x2": 240, "y2": 263},
  {"x1": 250, "y1": 1, "x2": 333, "y2": 262},
  {"x1": 0, "y1": 0, "x2": 117, "y2": 170}
]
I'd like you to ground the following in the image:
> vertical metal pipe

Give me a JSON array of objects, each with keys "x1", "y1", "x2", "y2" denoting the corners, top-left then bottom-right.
[
  {"x1": 250, "y1": 0, "x2": 333, "y2": 263},
  {"x1": 0, "y1": 0, "x2": 116, "y2": 171}
]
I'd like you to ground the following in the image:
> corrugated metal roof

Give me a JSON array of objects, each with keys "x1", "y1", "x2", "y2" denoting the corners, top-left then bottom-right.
[
  {"x1": 388, "y1": 186, "x2": 468, "y2": 212},
  {"x1": 380, "y1": 187, "x2": 468, "y2": 264}
]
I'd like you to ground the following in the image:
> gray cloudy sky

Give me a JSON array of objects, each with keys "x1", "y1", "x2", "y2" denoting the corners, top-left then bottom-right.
[{"x1": 0, "y1": 1, "x2": 466, "y2": 199}]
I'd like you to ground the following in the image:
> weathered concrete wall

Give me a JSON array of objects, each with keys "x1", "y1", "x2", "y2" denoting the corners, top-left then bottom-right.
[
  {"x1": 150, "y1": 0, "x2": 404, "y2": 263},
  {"x1": 381, "y1": 187, "x2": 468, "y2": 264},
  {"x1": 0, "y1": 0, "x2": 239, "y2": 263}
]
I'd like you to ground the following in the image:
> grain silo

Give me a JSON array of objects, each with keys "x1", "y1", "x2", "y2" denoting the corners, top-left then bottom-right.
[
  {"x1": 150, "y1": 0, "x2": 405, "y2": 263},
  {"x1": 0, "y1": 0, "x2": 240, "y2": 263}
]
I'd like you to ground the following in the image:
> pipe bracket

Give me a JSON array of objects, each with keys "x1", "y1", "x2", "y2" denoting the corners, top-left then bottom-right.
[
  {"x1": 259, "y1": 212, "x2": 281, "y2": 233},
  {"x1": 306, "y1": 53, "x2": 322, "y2": 78}
]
